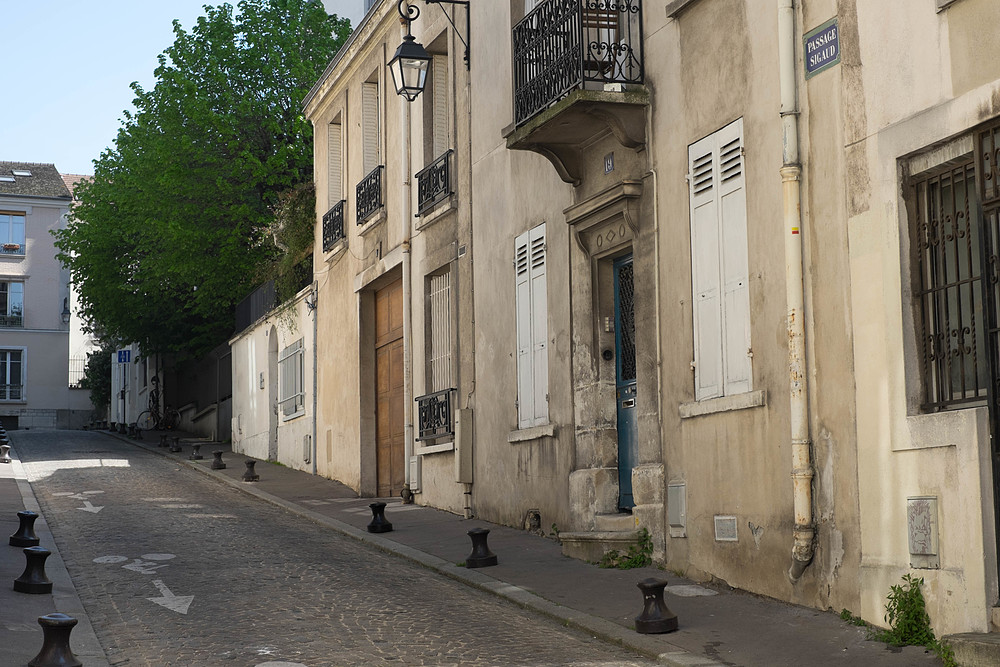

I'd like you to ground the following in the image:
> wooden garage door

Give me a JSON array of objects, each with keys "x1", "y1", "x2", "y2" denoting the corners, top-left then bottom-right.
[{"x1": 375, "y1": 278, "x2": 404, "y2": 497}]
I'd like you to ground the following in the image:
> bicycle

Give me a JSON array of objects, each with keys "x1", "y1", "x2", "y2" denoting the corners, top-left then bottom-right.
[{"x1": 135, "y1": 375, "x2": 180, "y2": 431}]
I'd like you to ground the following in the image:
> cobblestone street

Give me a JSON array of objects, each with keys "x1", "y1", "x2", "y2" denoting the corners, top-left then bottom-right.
[{"x1": 16, "y1": 430, "x2": 652, "y2": 666}]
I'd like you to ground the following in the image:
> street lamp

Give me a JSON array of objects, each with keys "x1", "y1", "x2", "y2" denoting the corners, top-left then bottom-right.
[
  {"x1": 389, "y1": 0, "x2": 471, "y2": 102},
  {"x1": 61, "y1": 298, "x2": 71, "y2": 325},
  {"x1": 388, "y1": 2, "x2": 431, "y2": 102}
]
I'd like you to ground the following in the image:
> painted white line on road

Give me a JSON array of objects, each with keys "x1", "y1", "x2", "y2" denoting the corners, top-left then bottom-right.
[
  {"x1": 184, "y1": 513, "x2": 238, "y2": 519},
  {"x1": 158, "y1": 504, "x2": 204, "y2": 509},
  {"x1": 143, "y1": 497, "x2": 185, "y2": 502},
  {"x1": 78, "y1": 499, "x2": 104, "y2": 513},
  {"x1": 256, "y1": 663, "x2": 307, "y2": 667},
  {"x1": 140, "y1": 553, "x2": 176, "y2": 561},
  {"x1": 94, "y1": 556, "x2": 128, "y2": 564},
  {"x1": 147, "y1": 579, "x2": 194, "y2": 614}
]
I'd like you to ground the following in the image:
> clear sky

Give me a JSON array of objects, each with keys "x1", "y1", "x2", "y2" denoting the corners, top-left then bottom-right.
[{"x1": 0, "y1": 0, "x2": 364, "y2": 176}]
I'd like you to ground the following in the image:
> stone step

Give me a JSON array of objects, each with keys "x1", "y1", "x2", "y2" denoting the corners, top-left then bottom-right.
[
  {"x1": 559, "y1": 529, "x2": 639, "y2": 563},
  {"x1": 593, "y1": 512, "x2": 636, "y2": 532},
  {"x1": 944, "y1": 632, "x2": 1000, "y2": 667}
]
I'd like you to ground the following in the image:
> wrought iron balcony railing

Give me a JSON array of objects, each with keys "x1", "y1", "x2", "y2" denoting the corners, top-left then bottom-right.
[
  {"x1": 415, "y1": 388, "x2": 456, "y2": 441},
  {"x1": 357, "y1": 165, "x2": 384, "y2": 224},
  {"x1": 0, "y1": 242, "x2": 24, "y2": 256},
  {"x1": 512, "y1": 0, "x2": 644, "y2": 126},
  {"x1": 0, "y1": 384, "x2": 23, "y2": 400},
  {"x1": 416, "y1": 150, "x2": 454, "y2": 216},
  {"x1": 0, "y1": 314, "x2": 23, "y2": 328},
  {"x1": 323, "y1": 200, "x2": 346, "y2": 251}
]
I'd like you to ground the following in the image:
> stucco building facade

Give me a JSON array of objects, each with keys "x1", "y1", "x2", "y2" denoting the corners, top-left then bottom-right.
[
  {"x1": 256, "y1": 0, "x2": 1000, "y2": 637},
  {"x1": 0, "y1": 162, "x2": 90, "y2": 429}
]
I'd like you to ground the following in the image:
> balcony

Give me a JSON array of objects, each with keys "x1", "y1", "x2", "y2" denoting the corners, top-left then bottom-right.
[
  {"x1": 415, "y1": 388, "x2": 455, "y2": 441},
  {"x1": 0, "y1": 242, "x2": 24, "y2": 256},
  {"x1": 416, "y1": 150, "x2": 453, "y2": 216},
  {"x1": 322, "y1": 200, "x2": 346, "y2": 251},
  {"x1": 0, "y1": 384, "x2": 23, "y2": 400},
  {"x1": 356, "y1": 165, "x2": 384, "y2": 224},
  {"x1": 506, "y1": 0, "x2": 648, "y2": 185},
  {"x1": 0, "y1": 314, "x2": 22, "y2": 328}
]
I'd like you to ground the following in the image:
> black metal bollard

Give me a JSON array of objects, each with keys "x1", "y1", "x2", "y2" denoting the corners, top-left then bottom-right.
[
  {"x1": 367, "y1": 502, "x2": 393, "y2": 533},
  {"x1": 211, "y1": 450, "x2": 226, "y2": 470},
  {"x1": 242, "y1": 460, "x2": 259, "y2": 482},
  {"x1": 169, "y1": 437, "x2": 182, "y2": 453},
  {"x1": 634, "y1": 578, "x2": 678, "y2": 634},
  {"x1": 108, "y1": 422, "x2": 116, "y2": 432},
  {"x1": 158, "y1": 434, "x2": 169, "y2": 448},
  {"x1": 0, "y1": 443, "x2": 10, "y2": 463},
  {"x1": 127, "y1": 423, "x2": 137, "y2": 438},
  {"x1": 10, "y1": 510, "x2": 40, "y2": 546},
  {"x1": 118, "y1": 422, "x2": 127, "y2": 434},
  {"x1": 465, "y1": 527, "x2": 498, "y2": 567},
  {"x1": 189, "y1": 443, "x2": 203, "y2": 460},
  {"x1": 14, "y1": 546, "x2": 53, "y2": 594},
  {"x1": 28, "y1": 613, "x2": 82, "y2": 667}
]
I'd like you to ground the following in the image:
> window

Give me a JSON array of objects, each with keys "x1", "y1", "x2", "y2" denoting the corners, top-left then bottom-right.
[
  {"x1": 0, "y1": 281, "x2": 23, "y2": 327},
  {"x1": 279, "y1": 339, "x2": 305, "y2": 417},
  {"x1": 0, "y1": 349, "x2": 23, "y2": 400},
  {"x1": 0, "y1": 212, "x2": 25, "y2": 254},
  {"x1": 688, "y1": 118, "x2": 751, "y2": 400},
  {"x1": 328, "y1": 119, "x2": 343, "y2": 209},
  {"x1": 362, "y1": 78, "x2": 381, "y2": 175},
  {"x1": 427, "y1": 269, "x2": 452, "y2": 391},
  {"x1": 515, "y1": 223, "x2": 548, "y2": 427},
  {"x1": 423, "y1": 54, "x2": 449, "y2": 161},
  {"x1": 913, "y1": 159, "x2": 987, "y2": 409}
]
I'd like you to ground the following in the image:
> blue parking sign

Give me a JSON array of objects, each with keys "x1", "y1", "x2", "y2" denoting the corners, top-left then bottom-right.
[{"x1": 117, "y1": 350, "x2": 131, "y2": 364}]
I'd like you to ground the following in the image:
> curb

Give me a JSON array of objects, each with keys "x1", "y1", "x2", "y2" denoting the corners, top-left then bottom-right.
[
  {"x1": 7, "y1": 446, "x2": 112, "y2": 667},
  {"x1": 107, "y1": 431, "x2": 722, "y2": 666}
]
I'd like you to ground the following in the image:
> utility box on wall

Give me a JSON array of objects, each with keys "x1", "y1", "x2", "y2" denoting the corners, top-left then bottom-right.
[{"x1": 907, "y1": 496, "x2": 940, "y2": 569}]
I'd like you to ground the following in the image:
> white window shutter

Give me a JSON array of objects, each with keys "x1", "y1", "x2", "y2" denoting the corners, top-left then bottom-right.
[
  {"x1": 689, "y1": 134, "x2": 723, "y2": 400},
  {"x1": 514, "y1": 231, "x2": 533, "y2": 428},
  {"x1": 528, "y1": 224, "x2": 548, "y2": 425},
  {"x1": 718, "y1": 119, "x2": 751, "y2": 395},
  {"x1": 432, "y1": 55, "x2": 448, "y2": 158},
  {"x1": 362, "y1": 81, "x2": 380, "y2": 174},
  {"x1": 327, "y1": 122, "x2": 342, "y2": 209}
]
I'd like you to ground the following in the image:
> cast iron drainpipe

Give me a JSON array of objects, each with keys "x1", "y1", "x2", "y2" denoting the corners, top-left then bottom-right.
[{"x1": 780, "y1": 0, "x2": 815, "y2": 583}]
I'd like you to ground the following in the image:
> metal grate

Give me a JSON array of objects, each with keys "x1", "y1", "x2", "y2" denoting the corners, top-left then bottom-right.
[
  {"x1": 914, "y1": 161, "x2": 988, "y2": 410},
  {"x1": 322, "y1": 200, "x2": 346, "y2": 252},
  {"x1": 416, "y1": 150, "x2": 453, "y2": 216},
  {"x1": 512, "y1": 0, "x2": 644, "y2": 126},
  {"x1": 356, "y1": 165, "x2": 384, "y2": 224},
  {"x1": 616, "y1": 259, "x2": 636, "y2": 382},
  {"x1": 415, "y1": 388, "x2": 455, "y2": 441}
]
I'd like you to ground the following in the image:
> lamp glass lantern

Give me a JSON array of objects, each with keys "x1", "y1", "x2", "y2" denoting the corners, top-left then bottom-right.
[{"x1": 388, "y1": 34, "x2": 431, "y2": 101}]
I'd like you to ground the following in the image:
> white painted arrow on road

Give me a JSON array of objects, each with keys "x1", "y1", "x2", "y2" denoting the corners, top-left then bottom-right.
[
  {"x1": 77, "y1": 500, "x2": 104, "y2": 513},
  {"x1": 147, "y1": 580, "x2": 194, "y2": 614}
]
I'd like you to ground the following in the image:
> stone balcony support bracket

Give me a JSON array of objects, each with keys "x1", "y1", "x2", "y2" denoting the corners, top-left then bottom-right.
[{"x1": 502, "y1": 88, "x2": 650, "y2": 186}]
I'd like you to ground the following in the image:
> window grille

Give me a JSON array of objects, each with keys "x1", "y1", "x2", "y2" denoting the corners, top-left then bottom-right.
[
  {"x1": 914, "y1": 160, "x2": 988, "y2": 409},
  {"x1": 428, "y1": 270, "x2": 452, "y2": 391}
]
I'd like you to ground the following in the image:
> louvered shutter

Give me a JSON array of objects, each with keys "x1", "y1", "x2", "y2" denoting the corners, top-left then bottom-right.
[
  {"x1": 528, "y1": 224, "x2": 548, "y2": 425},
  {"x1": 362, "y1": 81, "x2": 380, "y2": 174},
  {"x1": 432, "y1": 55, "x2": 448, "y2": 157},
  {"x1": 327, "y1": 123, "x2": 342, "y2": 208},
  {"x1": 689, "y1": 134, "x2": 723, "y2": 400},
  {"x1": 718, "y1": 119, "x2": 751, "y2": 394},
  {"x1": 515, "y1": 230, "x2": 533, "y2": 427}
]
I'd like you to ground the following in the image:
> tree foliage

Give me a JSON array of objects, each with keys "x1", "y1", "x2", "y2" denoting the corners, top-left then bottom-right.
[
  {"x1": 55, "y1": 0, "x2": 349, "y2": 359},
  {"x1": 79, "y1": 343, "x2": 114, "y2": 416}
]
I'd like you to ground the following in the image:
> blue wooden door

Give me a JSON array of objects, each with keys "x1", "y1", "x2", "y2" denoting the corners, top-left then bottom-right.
[{"x1": 614, "y1": 255, "x2": 637, "y2": 510}]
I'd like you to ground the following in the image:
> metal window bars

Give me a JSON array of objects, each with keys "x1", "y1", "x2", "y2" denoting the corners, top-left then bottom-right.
[
  {"x1": 323, "y1": 200, "x2": 346, "y2": 251},
  {"x1": 415, "y1": 388, "x2": 456, "y2": 441},
  {"x1": 357, "y1": 165, "x2": 385, "y2": 224},
  {"x1": 416, "y1": 150, "x2": 454, "y2": 216}
]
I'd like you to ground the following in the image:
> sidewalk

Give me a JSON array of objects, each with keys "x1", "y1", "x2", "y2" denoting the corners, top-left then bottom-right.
[
  {"x1": 110, "y1": 429, "x2": 941, "y2": 667},
  {"x1": 0, "y1": 443, "x2": 110, "y2": 667}
]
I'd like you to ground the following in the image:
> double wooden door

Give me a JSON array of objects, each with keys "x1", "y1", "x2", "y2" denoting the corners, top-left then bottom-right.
[{"x1": 375, "y1": 279, "x2": 404, "y2": 497}]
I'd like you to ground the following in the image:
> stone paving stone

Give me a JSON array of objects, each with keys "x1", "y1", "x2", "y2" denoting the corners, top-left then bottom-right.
[{"x1": 17, "y1": 430, "x2": 653, "y2": 667}]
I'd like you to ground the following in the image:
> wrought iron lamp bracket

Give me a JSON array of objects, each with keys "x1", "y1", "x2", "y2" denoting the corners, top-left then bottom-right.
[{"x1": 423, "y1": 0, "x2": 471, "y2": 69}]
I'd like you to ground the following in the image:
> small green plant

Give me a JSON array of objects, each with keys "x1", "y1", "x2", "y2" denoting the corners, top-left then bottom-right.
[
  {"x1": 839, "y1": 609, "x2": 867, "y2": 627},
  {"x1": 869, "y1": 574, "x2": 957, "y2": 667},
  {"x1": 549, "y1": 523, "x2": 560, "y2": 538},
  {"x1": 599, "y1": 528, "x2": 653, "y2": 569},
  {"x1": 456, "y1": 561, "x2": 466, "y2": 567}
]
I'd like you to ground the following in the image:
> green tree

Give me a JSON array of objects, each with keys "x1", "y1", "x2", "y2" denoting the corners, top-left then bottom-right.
[
  {"x1": 79, "y1": 343, "x2": 114, "y2": 416},
  {"x1": 55, "y1": 0, "x2": 349, "y2": 359}
]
